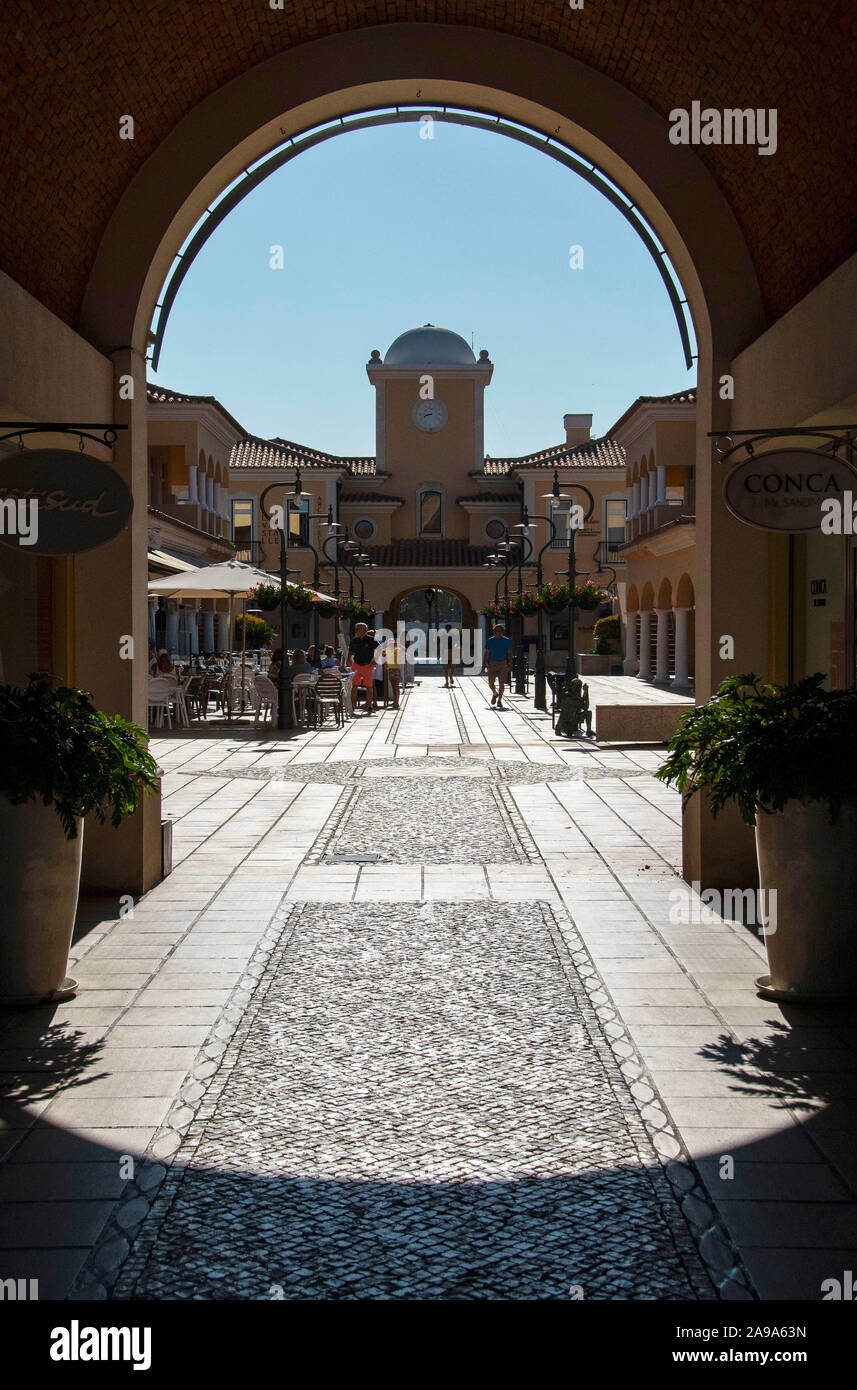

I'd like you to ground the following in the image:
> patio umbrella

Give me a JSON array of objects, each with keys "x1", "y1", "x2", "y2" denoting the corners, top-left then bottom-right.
[{"x1": 147, "y1": 561, "x2": 336, "y2": 717}]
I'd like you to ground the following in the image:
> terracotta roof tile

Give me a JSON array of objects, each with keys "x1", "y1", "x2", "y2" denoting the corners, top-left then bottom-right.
[
  {"x1": 456, "y1": 492, "x2": 521, "y2": 503},
  {"x1": 365, "y1": 539, "x2": 496, "y2": 567},
  {"x1": 341, "y1": 491, "x2": 404, "y2": 503},
  {"x1": 229, "y1": 435, "x2": 376, "y2": 474},
  {"x1": 146, "y1": 384, "x2": 247, "y2": 437},
  {"x1": 483, "y1": 437, "x2": 626, "y2": 475},
  {"x1": 606, "y1": 388, "x2": 697, "y2": 437}
]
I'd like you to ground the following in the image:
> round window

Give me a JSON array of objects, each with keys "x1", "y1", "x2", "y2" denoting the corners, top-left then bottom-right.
[
  {"x1": 353, "y1": 518, "x2": 376, "y2": 541},
  {"x1": 484, "y1": 518, "x2": 507, "y2": 541}
]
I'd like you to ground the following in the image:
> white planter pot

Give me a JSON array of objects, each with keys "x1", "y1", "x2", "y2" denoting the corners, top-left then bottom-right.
[
  {"x1": 754, "y1": 795, "x2": 857, "y2": 1001},
  {"x1": 0, "y1": 795, "x2": 83, "y2": 1004}
]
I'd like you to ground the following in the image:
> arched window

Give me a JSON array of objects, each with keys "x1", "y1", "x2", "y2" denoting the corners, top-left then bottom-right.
[{"x1": 418, "y1": 488, "x2": 443, "y2": 536}]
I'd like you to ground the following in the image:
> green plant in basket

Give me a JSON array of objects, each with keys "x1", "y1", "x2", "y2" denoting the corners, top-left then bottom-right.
[
  {"x1": 656, "y1": 672, "x2": 857, "y2": 825},
  {"x1": 0, "y1": 675, "x2": 159, "y2": 840}
]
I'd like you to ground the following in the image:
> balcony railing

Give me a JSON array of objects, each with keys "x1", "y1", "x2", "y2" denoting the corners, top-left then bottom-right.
[
  {"x1": 596, "y1": 540, "x2": 626, "y2": 566},
  {"x1": 233, "y1": 540, "x2": 263, "y2": 565},
  {"x1": 624, "y1": 483, "x2": 695, "y2": 544}
]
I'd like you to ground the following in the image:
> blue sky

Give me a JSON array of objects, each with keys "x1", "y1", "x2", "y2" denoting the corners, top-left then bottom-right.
[{"x1": 150, "y1": 120, "x2": 695, "y2": 457}]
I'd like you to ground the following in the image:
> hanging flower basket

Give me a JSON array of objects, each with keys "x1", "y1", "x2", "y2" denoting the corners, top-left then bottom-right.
[
  {"x1": 537, "y1": 582, "x2": 570, "y2": 613},
  {"x1": 515, "y1": 592, "x2": 540, "y2": 616},
  {"x1": 287, "y1": 584, "x2": 317, "y2": 613},
  {"x1": 339, "y1": 597, "x2": 373, "y2": 623},
  {"x1": 482, "y1": 598, "x2": 512, "y2": 621},
  {"x1": 250, "y1": 583, "x2": 281, "y2": 612},
  {"x1": 572, "y1": 582, "x2": 608, "y2": 611}
]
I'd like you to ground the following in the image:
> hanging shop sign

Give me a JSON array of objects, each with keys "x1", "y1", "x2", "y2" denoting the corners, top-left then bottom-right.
[
  {"x1": 0, "y1": 449, "x2": 133, "y2": 555},
  {"x1": 723, "y1": 449, "x2": 857, "y2": 533}
]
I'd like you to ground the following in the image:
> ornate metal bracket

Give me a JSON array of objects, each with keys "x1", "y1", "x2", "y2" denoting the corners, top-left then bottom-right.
[
  {"x1": 709, "y1": 426, "x2": 857, "y2": 466},
  {"x1": 0, "y1": 423, "x2": 127, "y2": 452}
]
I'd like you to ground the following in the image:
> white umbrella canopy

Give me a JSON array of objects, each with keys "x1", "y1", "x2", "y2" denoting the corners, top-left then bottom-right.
[
  {"x1": 147, "y1": 560, "x2": 338, "y2": 708},
  {"x1": 147, "y1": 560, "x2": 337, "y2": 603},
  {"x1": 147, "y1": 560, "x2": 275, "y2": 600}
]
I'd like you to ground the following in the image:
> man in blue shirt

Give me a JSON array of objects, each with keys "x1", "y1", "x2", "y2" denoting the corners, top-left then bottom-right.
[{"x1": 481, "y1": 624, "x2": 513, "y2": 709}]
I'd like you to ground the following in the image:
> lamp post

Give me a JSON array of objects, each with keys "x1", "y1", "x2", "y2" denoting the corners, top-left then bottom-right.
[
  {"x1": 543, "y1": 469, "x2": 595, "y2": 679},
  {"x1": 424, "y1": 586, "x2": 437, "y2": 669},
  {"x1": 507, "y1": 522, "x2": 534, "y2": 696},
  {"x1": 515, "y1": 504, "x2": 557, "y2": 711},
  {"x1": 259, "y1": 469, "x2": 315, "y2": 731}
]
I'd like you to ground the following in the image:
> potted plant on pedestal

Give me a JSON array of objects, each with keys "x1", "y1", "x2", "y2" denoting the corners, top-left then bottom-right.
[
  {"x1": 0, "y1": 676, "x2": 159, "y2": 1004},
  {"x1": 656, "y1": 672, "x2": 857, "y2": 1001},
  {"x1": 579, "y1": 615, "x2": 621, "y2": 676}
]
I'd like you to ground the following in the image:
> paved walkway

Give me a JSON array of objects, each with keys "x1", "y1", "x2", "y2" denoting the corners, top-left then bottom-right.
[{"x1": 1, "y1": 675, "x2": 855, "y2": 1299}]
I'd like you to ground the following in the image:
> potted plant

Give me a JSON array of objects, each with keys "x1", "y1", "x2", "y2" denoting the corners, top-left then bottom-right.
[
  {"x1": 579, "y1": 615, "x2": 621, "y2": 675},
  {"x1": 656, "y1": 673, "x2": 857, "y2": 1001},
  {"x1": 593, "y1": 614, "x2": 620, "y2": 654},
  {"x1": 0, "y1": 675, "x2": 159, "y2": 1004},
  {"x1": 235, "y1": 613, "x2": 275, "y2": 648}
]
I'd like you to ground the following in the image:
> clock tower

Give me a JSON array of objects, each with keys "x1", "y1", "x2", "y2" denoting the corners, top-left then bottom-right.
[{"x1": 366, "y1": 325, "x2": 493, "y2": 540}]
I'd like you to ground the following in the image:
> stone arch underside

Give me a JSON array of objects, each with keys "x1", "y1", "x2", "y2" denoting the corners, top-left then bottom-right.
[
  {"x1": 79, "y1": 26, "x2": 763, "y2": 365},
  {"x1": 676, "y1": 573, "x2": 695, "y2": 609}
]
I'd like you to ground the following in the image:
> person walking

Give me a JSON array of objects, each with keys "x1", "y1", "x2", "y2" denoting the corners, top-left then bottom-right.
[
  {"x1": 481, "y1": 623, "x2": 513, "y2": 710},
  {"x1": 381, "y1": 634, "x2": 405, "y2": 710},
  {"x1": 348, "y1": 621, "x2": 379, "y2": 713},
  {"x1": 442, "y1": 622, "x2": 460, "y2": 687}
]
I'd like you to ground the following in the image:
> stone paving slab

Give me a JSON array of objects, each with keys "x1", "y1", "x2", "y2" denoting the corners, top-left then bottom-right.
[
  {"x1": 107, "y1": 903, "x2": 718, "y2": 1302},
  {"x1": 1, "y1": 680, "x2": 856, "y2": 1299}
]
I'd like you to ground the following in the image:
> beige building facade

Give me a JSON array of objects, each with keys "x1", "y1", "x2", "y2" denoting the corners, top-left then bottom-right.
[{"x1": 198, "y1": 325, "x2": 628, "y2": 661}]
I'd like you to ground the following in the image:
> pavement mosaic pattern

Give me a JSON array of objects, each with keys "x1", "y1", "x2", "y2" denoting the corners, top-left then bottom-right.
[
  {"x1": 198, "y1": 757, "x2": 656, "y2": 786},
  {"x1": 327, "y1": 778, "x2": 524, "y2": 863},
  {"x1": 114, "y1": 903, "x2": 714, "y2": 1301}
]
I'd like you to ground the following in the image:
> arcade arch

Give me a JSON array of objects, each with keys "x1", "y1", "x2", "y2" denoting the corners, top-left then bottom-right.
[{"x1": 35, "y1": 24, "x2": 771, "y2": 890}]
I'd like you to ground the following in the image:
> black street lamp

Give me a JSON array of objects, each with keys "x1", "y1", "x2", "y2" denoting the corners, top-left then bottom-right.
[
  {"x1": 516, "y1": 503, "x2": 557, "y2": 711},
  {"x1": 543, "y1": 469, "x2": 595, "y2": 678},
  {"x1": 259, "y1": 469, "x2": 315, "y2": 731},
  {"x1": 424, "y1": 586, "x2": 437, "y2": 667}
]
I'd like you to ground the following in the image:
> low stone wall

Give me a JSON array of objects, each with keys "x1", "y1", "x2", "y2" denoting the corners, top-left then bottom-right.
[
  {"x1": 595, "y1": 701, "x2": 693, "y2": 744},
  {"x1": 578, "y1": 653, "x2": 621, "y2": 676}
]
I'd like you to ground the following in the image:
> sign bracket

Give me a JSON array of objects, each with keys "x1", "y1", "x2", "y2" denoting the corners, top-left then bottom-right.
[
  {"x1": 709, "y1": 426, "x2": 857, "y2": 466},
  {"x1": 0, "y1": 423, "x2": 127, "y2": 452}
]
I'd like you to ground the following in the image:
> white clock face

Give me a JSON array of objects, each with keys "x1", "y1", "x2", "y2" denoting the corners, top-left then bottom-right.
[{"x1": 412, "y1": 399, "x2": 448, "y2": 433}]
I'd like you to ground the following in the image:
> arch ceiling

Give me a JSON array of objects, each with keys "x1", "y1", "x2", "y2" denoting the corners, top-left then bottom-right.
[{"x1": 2, "y1": 4, "x2": 854, "y2": 335}]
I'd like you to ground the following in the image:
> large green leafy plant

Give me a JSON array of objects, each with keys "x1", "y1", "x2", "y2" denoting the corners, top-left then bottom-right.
[
  {"x1": 0, "y1": 676, "x2": 160, "y2": 839},
  {"x1": 656, "y1": 673, "x2": 857, "y2": 825}
]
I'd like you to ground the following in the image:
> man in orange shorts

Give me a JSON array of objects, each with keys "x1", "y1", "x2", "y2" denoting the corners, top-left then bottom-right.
[{"x1": 348, "y1": 621, "x2": 379, "y2": 714}]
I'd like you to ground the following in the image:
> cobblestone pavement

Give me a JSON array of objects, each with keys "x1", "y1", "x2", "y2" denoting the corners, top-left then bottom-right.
[
  {"x1": 328, "y1": 778, "x2": 524, "y2": 863},
  {"x1": 14, "y1": 679, "x2": 853, "y2": 1301},
  {"x1": 198, "y1": 757, "x2": 656, "y2": 785},
  {"x1": 115, "y1": 903, "x2": 713, "y2": 1301}
]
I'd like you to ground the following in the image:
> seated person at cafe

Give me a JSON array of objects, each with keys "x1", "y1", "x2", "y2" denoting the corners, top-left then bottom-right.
[
  {"x1": 268, "y1": 647, "x2": 283, "y2": 683},
  {"x1": 155, "y1": 649, "x2": 176, "y2": 676},
  {"x1": 289, "y1": 649, "x2": 313, "y2": 678},
  {"x1": 319, "y1": 645, "x2": 339, "y2": 670}
]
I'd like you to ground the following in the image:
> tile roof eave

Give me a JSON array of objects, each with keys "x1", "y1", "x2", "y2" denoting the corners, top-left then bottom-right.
[{"x1": 146, "y1": 384, "x2": 248, "y2": 438}]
